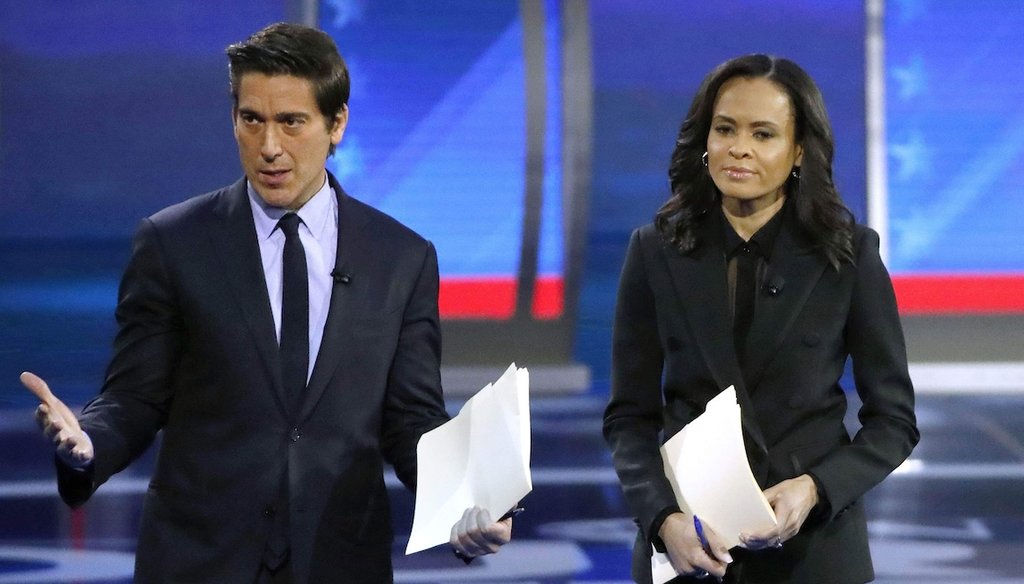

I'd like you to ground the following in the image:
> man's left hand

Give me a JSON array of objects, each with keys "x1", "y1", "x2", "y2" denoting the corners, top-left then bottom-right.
[{"x1": 450, "y1": 506, "x2": 512, "y2": 560}]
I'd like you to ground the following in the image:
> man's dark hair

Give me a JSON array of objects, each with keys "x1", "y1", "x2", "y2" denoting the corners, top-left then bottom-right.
[{"x1": 226, "y1": 23, "x2": 349, "y2": 154}]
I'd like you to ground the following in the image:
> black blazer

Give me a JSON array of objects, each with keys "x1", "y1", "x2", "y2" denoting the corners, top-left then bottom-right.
[
  {"x1": 603, "y1": 210, "x2": 919, "y2": 584},
  {"x1": 58, "y1": 174, "x2": 450, "y2": 583}
]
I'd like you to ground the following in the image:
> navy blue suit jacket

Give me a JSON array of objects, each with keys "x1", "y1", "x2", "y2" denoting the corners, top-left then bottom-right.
[{"x1": 59, "y1": 174, "x2": 449, "y2": 583}]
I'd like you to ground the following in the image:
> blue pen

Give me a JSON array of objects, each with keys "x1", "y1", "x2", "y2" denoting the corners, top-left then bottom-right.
[
  {"x1": 693, "y1": 514, "x2": 711, "y2": 553},
  {"x1": 693, "y1": 515, "x2": 722, "y2": 582}
]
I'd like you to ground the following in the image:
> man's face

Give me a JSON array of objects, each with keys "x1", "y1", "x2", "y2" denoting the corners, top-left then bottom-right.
[{"x1": 233, "y1": 73, "x2": 347, "y2": 209}]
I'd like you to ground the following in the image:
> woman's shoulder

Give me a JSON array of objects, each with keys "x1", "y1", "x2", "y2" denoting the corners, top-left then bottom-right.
[
  {"x1": 630, "y1": 222, "x2": 674, "y2": 254},
  {"x1": 635, "y1": 221, "x2": 660, "y2": 238},
  {"x1": 852, "y1": 222, "x2": 881, "y2": 248}
]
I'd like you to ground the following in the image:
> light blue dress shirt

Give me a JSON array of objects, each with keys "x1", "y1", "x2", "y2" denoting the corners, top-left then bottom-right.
[{"x1": 247, "y1": 175, "x2": 338, "y2": 383}]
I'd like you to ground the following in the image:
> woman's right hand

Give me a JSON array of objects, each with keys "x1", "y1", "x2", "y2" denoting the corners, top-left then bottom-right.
[{"x1": 658, "y1": 512, "x2": 732, "y2": 579}]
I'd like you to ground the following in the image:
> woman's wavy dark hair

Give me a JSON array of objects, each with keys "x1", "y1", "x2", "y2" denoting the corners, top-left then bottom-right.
[{"x1": 656, "y1": 54, "x2": 854, "y2": 269}]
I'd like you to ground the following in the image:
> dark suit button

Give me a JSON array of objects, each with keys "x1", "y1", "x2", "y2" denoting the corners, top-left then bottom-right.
[
  {"x1": 787, "y1": 395, "x2": 805, "y2": 409},
  {"x1": 289, "y1": 428, "x2": 301, "y2": 442},
  {"x1": 802, "y1": 333, "x2": 821, "y2": 347},
  {"x1": 263, "y1": 505, "x2": 276, "y2": 518},
  {"x1": 666, "y1": 336, "x2": 681, "y2": 351}
]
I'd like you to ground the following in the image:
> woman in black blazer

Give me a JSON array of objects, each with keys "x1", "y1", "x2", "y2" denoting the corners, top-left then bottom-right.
[{"x1": 603, "y1": 55, "x2": 919, "y2": 584}]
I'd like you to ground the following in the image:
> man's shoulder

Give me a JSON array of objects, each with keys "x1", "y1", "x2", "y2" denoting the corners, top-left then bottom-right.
[
  {"x1": 146, "y1": 179, "x2": 245, "y2": 227},
  {"x1": 341, "y1": 191, "x2": 429, "y2": 248}
]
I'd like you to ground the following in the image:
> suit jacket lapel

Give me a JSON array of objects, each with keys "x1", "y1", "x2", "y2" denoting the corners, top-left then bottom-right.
[
  {"x1": 209, "y1": 179, "x2": 288, "y2": 414},
  {"x1": 742, "y1": 217, "x2": 828, "y2": 391},
  {"x1": 662, "y1": 214, "x2": 768, "y2": 455},
  {"x1": 298, "y1": 175, "x2": 367, "y2": 425}
]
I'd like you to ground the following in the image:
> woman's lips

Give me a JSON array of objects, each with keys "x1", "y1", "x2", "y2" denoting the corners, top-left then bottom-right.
[{"x1": 723, "y1": 167, "x2": 755, "y2": 179}]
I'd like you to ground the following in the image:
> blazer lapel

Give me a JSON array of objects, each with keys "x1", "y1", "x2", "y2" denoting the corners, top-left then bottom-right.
[
  {"x1": 298, "y1": 176, "x2": 368, "y2": 425},
  {"x1": 662, "y1": 215, "x2": 768, "y2": 455},
  {"x1": 209, "y1": 179, "x2": 288, "y2": 413},
  {"x1": 742, "y1": 218, "x2": 828, "y2": 391}
]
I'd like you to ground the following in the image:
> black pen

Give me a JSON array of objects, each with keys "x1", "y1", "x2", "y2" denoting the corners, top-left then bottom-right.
[{"x1": 499, "y1": 506, "x2": 525, "y2": 521}]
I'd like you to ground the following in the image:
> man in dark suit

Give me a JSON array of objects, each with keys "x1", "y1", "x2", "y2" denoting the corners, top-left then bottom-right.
[{"x1": 22, "y1": 22, "x2": 509, "y2": 583}]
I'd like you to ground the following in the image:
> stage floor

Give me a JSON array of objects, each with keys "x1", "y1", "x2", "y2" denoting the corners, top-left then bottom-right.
[{"x1": 2, "y1": 391, "x2": 1023, "y2": 583}]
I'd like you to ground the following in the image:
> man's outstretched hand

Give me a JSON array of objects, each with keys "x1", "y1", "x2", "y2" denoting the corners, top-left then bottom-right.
[{"x1": 21, "y1": 371, "x2": 94, "y2": 468}]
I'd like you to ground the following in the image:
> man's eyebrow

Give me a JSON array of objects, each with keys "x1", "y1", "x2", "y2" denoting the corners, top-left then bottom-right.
[
  {"x1": 274, "y1": 111, "x2": 312, "y2": 122},
  {"x1": 236, "y1": 107, "x2": 263, "y2": 120}
]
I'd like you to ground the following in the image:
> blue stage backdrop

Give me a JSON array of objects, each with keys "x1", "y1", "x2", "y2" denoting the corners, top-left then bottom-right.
[
  {"x1": 881, "y1": 0, "x2": 1024, "y2": 314},
  {"x1": 1, "y1": 0, "x2": 879, "y2": 400},
  {"x1": 318, "y1": 1, "x2": 567, "y2": 322}
]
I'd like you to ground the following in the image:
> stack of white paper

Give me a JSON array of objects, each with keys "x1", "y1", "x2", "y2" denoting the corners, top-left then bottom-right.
[
  {"x1": 652, "y1": 386, "x2": 777, "y2": 583},
  {"x1": 406, "y1": 363, "x2": 532, "y2": 554}
]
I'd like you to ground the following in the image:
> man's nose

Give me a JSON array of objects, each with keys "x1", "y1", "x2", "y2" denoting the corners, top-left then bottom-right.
[{"x1": 260, "y1": 125, "x2": 283, "y2": 161}]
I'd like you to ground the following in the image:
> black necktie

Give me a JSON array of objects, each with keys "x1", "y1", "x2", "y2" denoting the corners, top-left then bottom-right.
[
  {"x1": 733, "y1": 242, "x2": 757, "y2": 372},
  {"x1": 278, "y1": 213, "x2": 308, "y2": 411}
]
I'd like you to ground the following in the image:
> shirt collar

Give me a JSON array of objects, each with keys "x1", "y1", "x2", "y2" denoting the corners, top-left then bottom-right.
[
  {"x1": 721, "y1": 200, "x2": 786, "y2": 260},
  {"x1": 247, "y1": 175, "x2": 335, "y2": 242}
]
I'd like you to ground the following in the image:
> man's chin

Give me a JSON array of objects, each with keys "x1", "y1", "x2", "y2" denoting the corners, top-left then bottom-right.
[{"x1": 253, "y1": 188, "x2": 300, "y2": 210}]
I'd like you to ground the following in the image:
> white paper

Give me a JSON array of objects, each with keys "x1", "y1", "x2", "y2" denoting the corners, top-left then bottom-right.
[
  {"x1": 652, "y1": 386, "x2": 777, "y2": 583},
  {"x1": 405, "y1": 363, "x2": 532, "y2": 554}
]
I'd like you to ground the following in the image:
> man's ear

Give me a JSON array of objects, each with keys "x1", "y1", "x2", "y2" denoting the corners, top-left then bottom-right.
[{"x1": 330, "y1": 105, "x2": 349, "y2": 145}]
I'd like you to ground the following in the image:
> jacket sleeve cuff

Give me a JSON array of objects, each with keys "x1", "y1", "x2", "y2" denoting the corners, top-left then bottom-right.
[
  {"x1": 55, "y1": 455, "x2": 96, "y2": 509},
  {"x1": 805, "y1": 471, "x2": 832, "y2": 523},
  {"x1": 648, "y1": 505, "x2": 681, "y2": 553}
]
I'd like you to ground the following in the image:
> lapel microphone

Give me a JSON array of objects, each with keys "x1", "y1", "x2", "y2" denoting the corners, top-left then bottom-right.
[
  {"x1": 331, "y1": 269, "x2": 352, "y2": 285},
  {"x1": 763, "y1": 275, "x2": 785, "y2": 297}
]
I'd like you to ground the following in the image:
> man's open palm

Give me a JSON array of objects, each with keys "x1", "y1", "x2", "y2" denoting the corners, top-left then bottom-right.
[{"x1": 21, "y1": 371, "x2": 94, "y2": 467}]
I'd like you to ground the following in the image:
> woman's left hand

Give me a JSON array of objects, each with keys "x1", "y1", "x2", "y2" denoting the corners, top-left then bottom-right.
[{"x1": 740, "y1": 474, "x2": 819, "y2": 550}]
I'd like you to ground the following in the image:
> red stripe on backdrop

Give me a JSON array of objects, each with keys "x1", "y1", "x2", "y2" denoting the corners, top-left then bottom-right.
[
  {"x1": 532, "y1": 276, "x2": 564, "y2": 320},
  {"x1": 440, "y1": 277, "x2": 516, "y2": 319},
  {"x1": 892, "y1": 274, "x2": 1024, "y2": 314},
  {"x1": 439, "y1": 276, "x2": 565, "y2": 320}
]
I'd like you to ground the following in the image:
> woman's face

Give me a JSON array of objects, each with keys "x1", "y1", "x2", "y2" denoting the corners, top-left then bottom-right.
[{"x1": 706, "y1": 76, "x2": 803, "y2": 211}]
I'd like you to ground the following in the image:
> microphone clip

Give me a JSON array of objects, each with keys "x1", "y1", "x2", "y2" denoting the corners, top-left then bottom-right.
[{"x1": 331, "y1": 269, "x2": 352, "y2": 285}]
